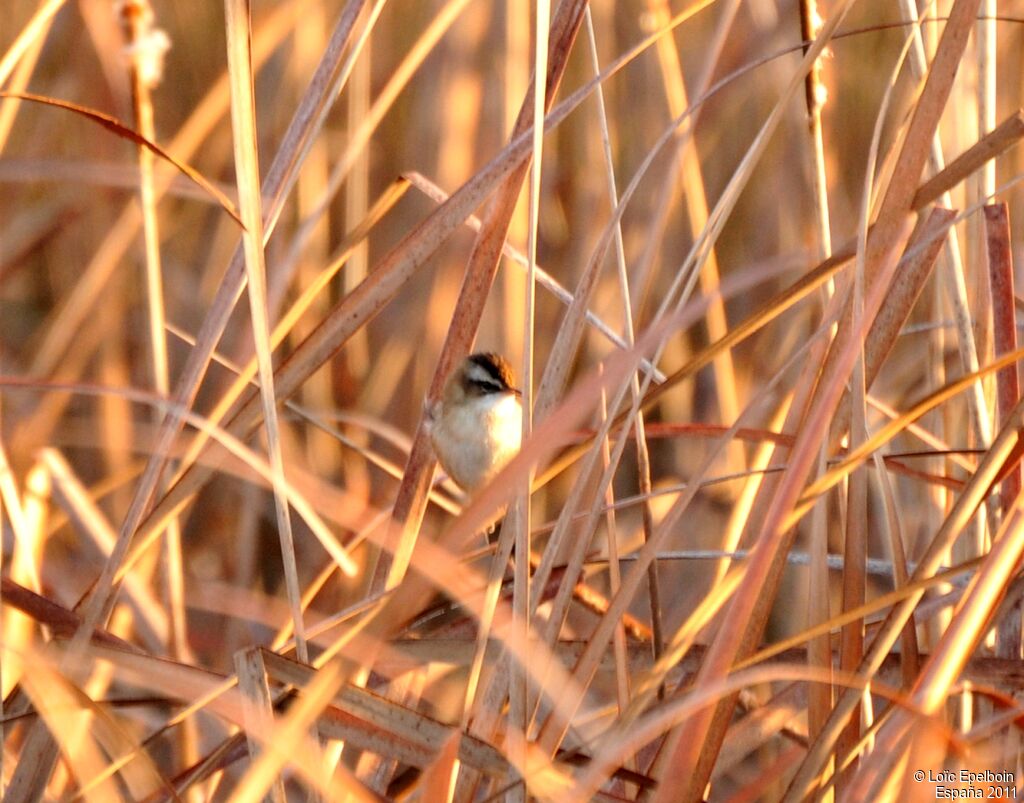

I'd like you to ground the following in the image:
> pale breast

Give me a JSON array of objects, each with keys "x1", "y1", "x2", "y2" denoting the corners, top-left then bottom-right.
[{"x1": 430, "y1": 393, "x2": 521, "y2": 491}]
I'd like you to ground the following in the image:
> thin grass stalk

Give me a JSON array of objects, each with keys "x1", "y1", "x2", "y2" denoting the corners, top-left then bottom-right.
[
  {"x1": 837, "y1": 25, "x2": 914, "y2": 782},
  {"x1": 837, "y1": 328, "x2": 868, "y2": 793},
  {"x1": 502, "y1": 0, "x2": 528, "y2": 365},
  {"x1": 341, "y1": 6, "x2": 371, "y2": 327},
  {"x1": 958, "y1": 3, "x2": 992, "y2": 731},
  {"x1": 584, "y1": 5, "x2": 665, "y2": 672},
  {"x1": 596, "y1": 381, "x2": 632, "y2": 725},
  {"x1": 582, "y1": 6, "x2": 637, "y2": 726},
  {"x1": 799, "y1": 0, "x2": 836, "y2": 766},
  {"x1": 511, "y1": 0, "x2": 550, "y2": 775},
  {"x1": 224, "y1": 0, "x2": 309, "y2": 664},
  {"x1": 90, "y1": 286, "x2": 146, "y2": 784},
  {"x1": 121, "y1": 0, "x2": 199, "y2": 780},
  {"x1": 871, "y1": 451, "x2": 920, "y2": 689},
  {"x1": 336, "y1": 19, "x2": 373, "y2": 506},
  {"x1": 121, "y1": 3, "x2": 169, "y2": 415},
  {"x1": 800, "y1": 0, "x2": 832, "y2": 264},
  {"x1": 986, "y1": 204, "x2": 1019, "y2": 516},
  {"x1": 974, "y1": 0, "x2": 997, "y2": 427}
]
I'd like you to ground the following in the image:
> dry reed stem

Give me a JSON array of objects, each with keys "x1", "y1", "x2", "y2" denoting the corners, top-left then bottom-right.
[
  {"x1": 879, "y1": 446, "x2": 923, "y2": 688},
  {"x1": 829, "y1": 208, "x2": 956, "y2": 449},
  {"x1": 234, "y1": 648, "x2": 287, "y2": 803},
  {"x1": 96, "y1": 0, "x2": 370, "y2": 650},
  {"x1": 380, "y1": 0, "x2": 589, "y2": 592},
  {"x1": 670, "y1": 1, "x2": 982, "y2": 795},
  {"x1": 666, "y1": 214, "x2": 913, "y2": 800},
  {"x1": 794, "y1": 343, "x2": 1024, "y2": 523},
  {"x1": 7, "y1": 0, "x2": 1024, "y2": 798},
  {"x1": 986, "y1": 204, "x2": 1019, "y2": 512},
  {"x1": 786, "y1": 395, "x2": 1024, "y2": 800}
]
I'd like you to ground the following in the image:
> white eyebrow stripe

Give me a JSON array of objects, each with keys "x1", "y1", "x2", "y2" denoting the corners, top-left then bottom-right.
[{"x1": 466, "y1": 364, "x2": 503, "y2": 386}]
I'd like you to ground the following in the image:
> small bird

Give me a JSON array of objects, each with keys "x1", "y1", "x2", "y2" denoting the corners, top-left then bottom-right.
[{"x1": 427, "y1": 353, "x2": 523, "y2": 492}]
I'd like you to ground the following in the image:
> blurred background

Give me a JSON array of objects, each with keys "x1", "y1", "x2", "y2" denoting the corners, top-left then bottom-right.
[{"x1": 3, "y1": 0, "x2": 1024, "y2": 799}]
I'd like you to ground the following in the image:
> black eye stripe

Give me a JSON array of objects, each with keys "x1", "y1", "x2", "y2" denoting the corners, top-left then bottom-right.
[{"x1": 470, "y1": 378, "x2": 505, "y2": 394}]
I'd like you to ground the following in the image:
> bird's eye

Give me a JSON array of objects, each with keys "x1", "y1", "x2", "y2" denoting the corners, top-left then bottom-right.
[{"x1": 470, "y1": 378, "x2": 504, "y2": 395}]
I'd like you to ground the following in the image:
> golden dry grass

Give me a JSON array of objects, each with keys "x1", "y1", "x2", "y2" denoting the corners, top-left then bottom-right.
[{"x1": 3, "y1": 0, "x2": 1024, "y2": 800}]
